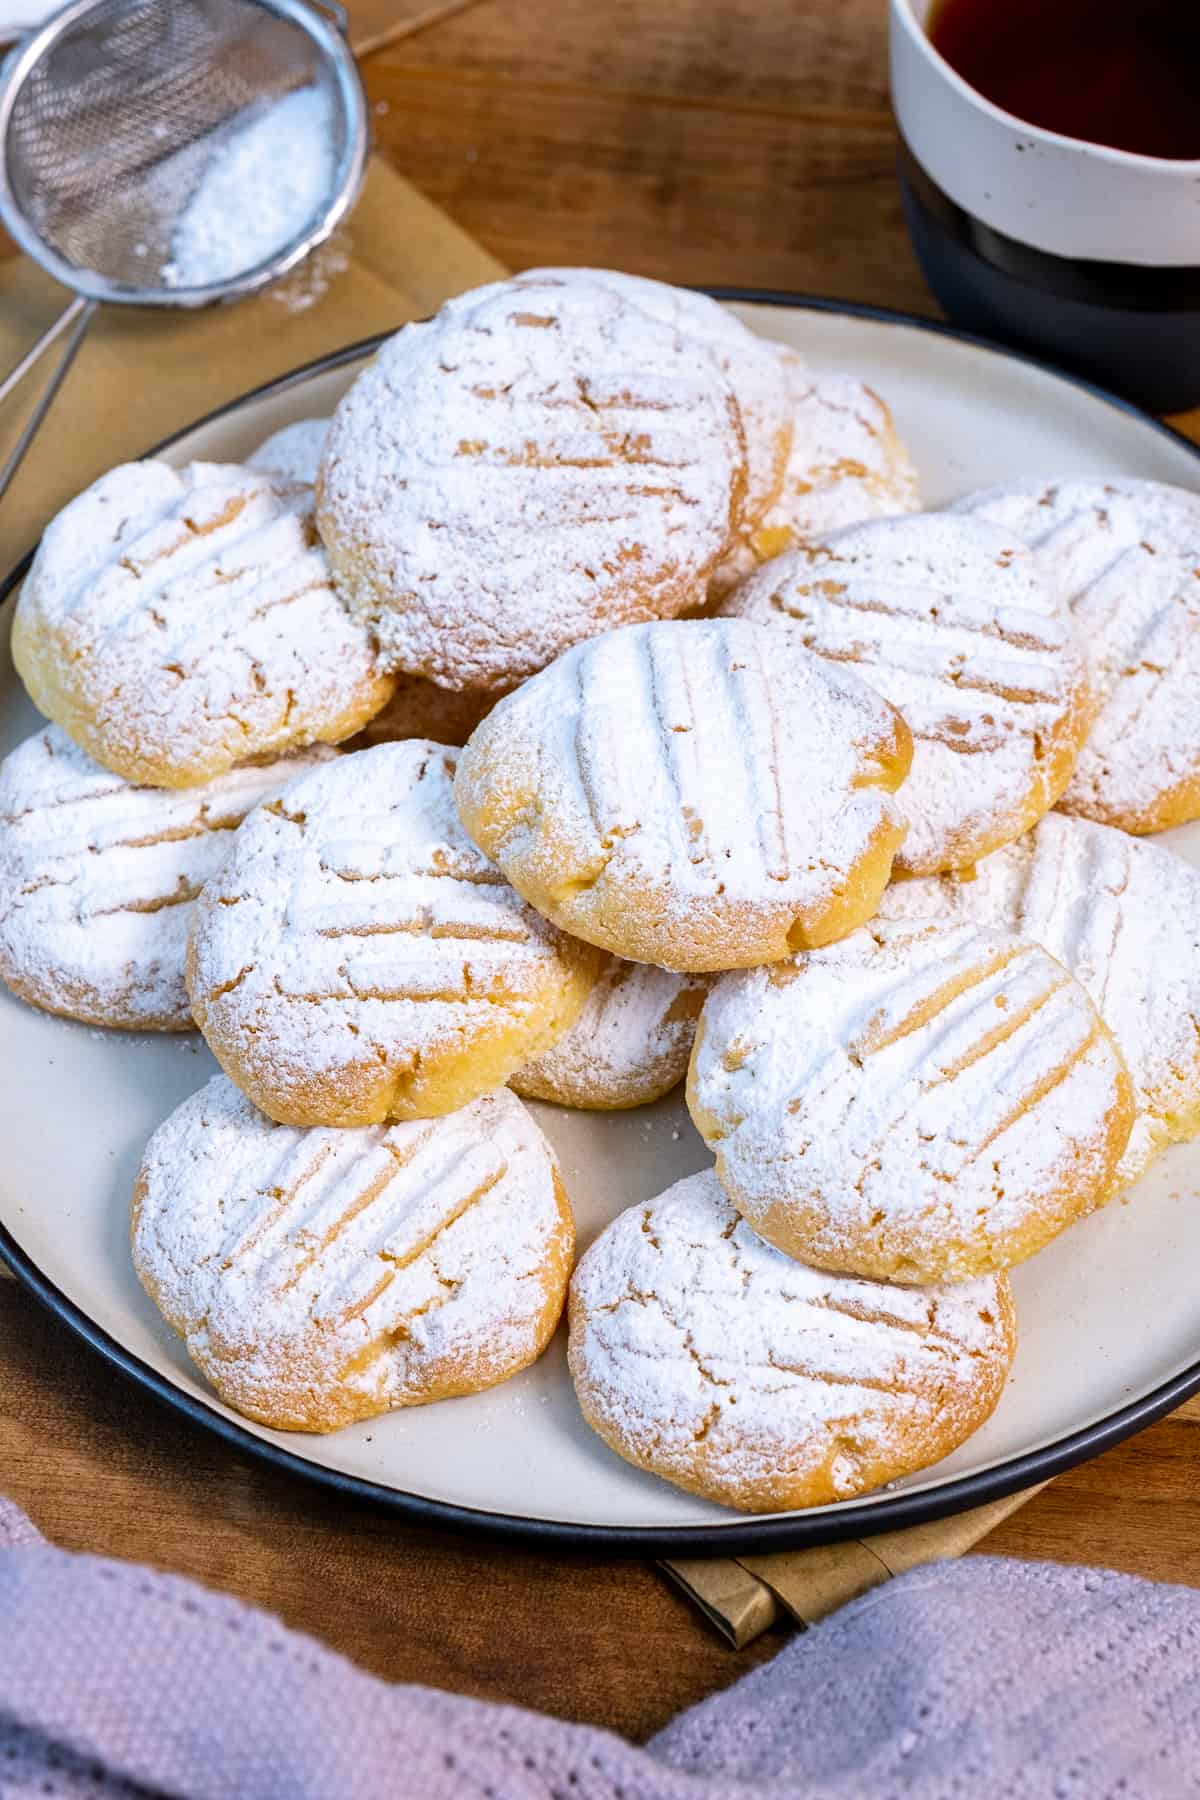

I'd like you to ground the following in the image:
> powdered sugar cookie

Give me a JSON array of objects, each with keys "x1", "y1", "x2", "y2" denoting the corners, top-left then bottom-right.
[
  {"x1": 247, "y1": 417, "x2": 329, "y2": 485},
  {"x1": 348, "y1": 674, "x2": 493, "y2": 751},
  {"x1": 880, "y1": 812, "x2": 1200, "y2": 1187},
  {"x1": 454, "y1": 618, "x2": 912, "y2": 973},
  {"x1": 12, "y1": 460, "x2": 394, "y2": 789},
  {"x1": 723, "y1": 513, "x2": 1091, "y2": 874},
  {"x1": 187, "y1": 740, "x2": 601, "y2": 1127},
  {"x1": 526, "y1": 268, "x2": 792, "y2": 526},
  {"x1": 568, "y1": 1168, "x2": 1015, "y2": 1513},
  {"x1": 0, "y1": 726, "x2": 333, "y2": 1032},
  {"x1": 953, "y1": 478, "x2": 1200, "y2": 834},
  {"x1": 710, "y1": 355, "x2": 920, "y2": 599},
  {"x1": 512, "y1": 958, "x2": 708, "y2": 1109},
  {"x1": 133, "y1": 1078, "x2": 574, "y2": 1432},
  {"x1": 688, "y1": 918, "x2": 1133, "y2": 1284},
  {"x1": 316, "y1": 272, "x2": 749, "y2": 692}
]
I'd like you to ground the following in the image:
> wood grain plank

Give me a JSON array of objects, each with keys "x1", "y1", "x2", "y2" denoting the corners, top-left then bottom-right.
[
  {"x1": 350, "y1": 0, "x2": 494, "y2": 59},
  {"x1": 365, "y1": 0, "x2": 893, "y2": 114},
  {"x1": 983, "y1": 1410, "x2": 1200, "y2": 1586},
  {"x1": 365, "y1": 65, "x2": 926, "y2": 303},
  {"x1": 359, "y1": 0, "x2": 931, "y2": 305}
]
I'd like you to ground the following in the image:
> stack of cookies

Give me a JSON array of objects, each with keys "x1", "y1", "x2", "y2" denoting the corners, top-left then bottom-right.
[{"x1": 3, "y1": 268, "x2": 1199, "y2": 1515}]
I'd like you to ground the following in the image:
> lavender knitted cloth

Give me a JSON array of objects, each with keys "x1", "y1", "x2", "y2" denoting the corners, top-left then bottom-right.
[{"x1": 1, "y1": 1495, "x2": 1196, "y2": 1798}]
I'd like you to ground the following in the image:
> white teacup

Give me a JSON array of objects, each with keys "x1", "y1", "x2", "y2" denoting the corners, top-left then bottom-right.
[{"x1": 890, "y1": 0, "x2": 1200, "y2": 411}]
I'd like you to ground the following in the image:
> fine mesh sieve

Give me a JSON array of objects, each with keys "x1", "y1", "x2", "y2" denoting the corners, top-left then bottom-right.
[{"x1": 0, "y1": 0, "x2": 368, "y2": 502}]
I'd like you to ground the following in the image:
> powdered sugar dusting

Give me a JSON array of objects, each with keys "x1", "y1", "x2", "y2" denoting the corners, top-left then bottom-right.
[
  {"x1": 880, "y1": 812, "x2": 1200, "y2": 1186},
  {"x1": 454, "y1": 617, "x2": 910, "y2": 972},
  {"x1": 187, "y1": 740, "x2": 598, "y2": 1125},
  {"x1": 317, "y1": 272, "x2": 748, "y2": 691},
  {"x1": 711, "y1": 354, "x2": 920, "y2": 597},
  {"x1": 723, "y1": 512, "x2": 1090, "y2": 874},
  {"x1": 513, "y1": 957, "x2": 708, "y2": 1109},
  {"x1": 0, "y1": 726, "x2": 334, "y2": 1030},
  {"x1": 12, "y1": 460, "x2": 392, "y2": 788},
  {"x1": 266, "y1": 226, "x2": 350, "y2": 315},
  {"x1": 690, "y1": 918, "x2": 1131, "y2": 1283},
  {"x1": 568, "y1": 1168, "x2": 1014, "y2": 1512},
  {"x1": 952, "y1": 478, "x2": 1200, "y2": 830},
  {"x1": 133, "y1": 1078, "x2": 571, "y2": 1430},
  {"x1": 248, "y1": 418, "x2": 330, "y2": 486}
]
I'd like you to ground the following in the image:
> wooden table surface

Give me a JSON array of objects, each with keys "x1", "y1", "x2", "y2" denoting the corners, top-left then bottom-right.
[{"x1": 4, "y1": 0, "x2": 1200, "y2": 1747}]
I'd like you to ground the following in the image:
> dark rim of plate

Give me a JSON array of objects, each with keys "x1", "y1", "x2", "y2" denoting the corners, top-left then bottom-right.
[{"x1": 2, "y1": 289, "x2": 1199, "y2": 1555}]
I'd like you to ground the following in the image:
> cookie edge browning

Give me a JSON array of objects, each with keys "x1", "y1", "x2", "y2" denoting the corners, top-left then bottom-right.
[
  {"x1": 566, "y1": 1235, "x2": 1018, "y2": 1513},
  {"x1": 0, "y1": 953, "x2": 192, "y2": 1033},
  {"x1": 131, "y1": 1158, "x2": 576, "y2": 1433},
  {"x1": 685, "y1": 950, "x2": 1138, "y2": 1285},
  {"x1": 1058, "y1": 768, "x2": 1200, "y2": 838},
  {"x1": 892, "y1": 668, "x2": 1094, "y2": 877},
  {"x1": 184, "y1": 742, "x2": 606, "y2": 1128},
  {"x1": 10, "y1": 464, "x2": 398, "y2": 791},
  {"x1": 511, "y1": 973, "x2": 708, "y2": 1110},
  {"x1": 185, "y1": 913, "x2": 602, "y2": 1129},
  {"x1": 0, "y1": 735, "x2": 342, "y2": 1034},
  {"x1": 709, "y1": 368, "x2": 921, "y2": 603},
  {"x1": 721, "y1": 528, "x2": 1096, "y2": 879},
  {"x1": 453, "y1": 643, "x2": 914, "y2": 973},
  {"x1": 748, "y1": 374, "x2": 917, "y2": 568},
  {"x1": 952, "y1": 478, "x2": 1200, "y2": 840},
  {"x1": 881, "y1": 819, "x2": 1200, "y2": 1192},
  {"x1": 511, "y1": 1049, "x2": 693, "y2": 1111},
  {"x1": 12, "y1": 596, "x2": 397, "y2": 791},
  {"x1": 319, "y1": 507, "x2": 733, "y2": 698}
]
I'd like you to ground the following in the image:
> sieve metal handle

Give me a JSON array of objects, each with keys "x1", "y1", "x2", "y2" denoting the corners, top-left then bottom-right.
[{"x1": 0, "y1": 295, "x2": 97, "y2": 507}]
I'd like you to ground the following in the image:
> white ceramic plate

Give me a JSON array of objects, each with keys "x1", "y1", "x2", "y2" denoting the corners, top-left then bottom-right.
[{"x1": 3, "y1": 297, "x2": 1199, "y2": 1551}]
